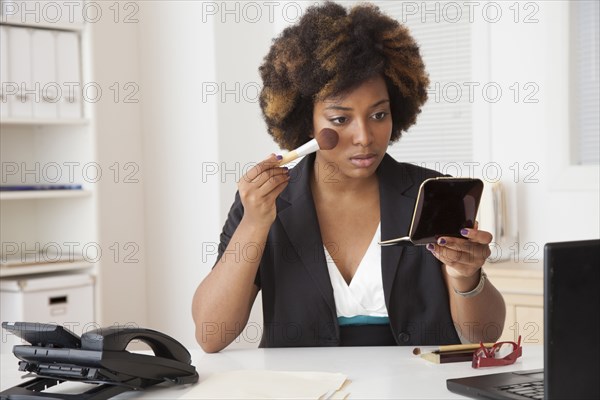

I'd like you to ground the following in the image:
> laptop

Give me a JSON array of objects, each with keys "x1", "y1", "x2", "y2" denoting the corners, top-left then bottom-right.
[{"x1": 447, "y1": 239, "x2": 600, "y2": 400}]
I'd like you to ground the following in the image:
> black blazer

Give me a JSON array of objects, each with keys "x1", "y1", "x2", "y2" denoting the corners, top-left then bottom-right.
[{"x1": 217, "y1": 153, "x2": 461, "y2": 347}]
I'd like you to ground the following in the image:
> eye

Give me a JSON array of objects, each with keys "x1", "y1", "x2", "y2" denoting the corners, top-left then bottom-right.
[
  {"x1": 329, "y1": 116, "x2": 348, "y2": 125},
  {"x1": 372, "y1": 111, "x2": 388, "y2": 121}
]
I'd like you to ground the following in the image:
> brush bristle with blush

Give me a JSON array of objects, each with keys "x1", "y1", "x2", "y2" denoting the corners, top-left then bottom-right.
[{"x1": 316, "y1": 128, "x2": 339, "y2": 150}]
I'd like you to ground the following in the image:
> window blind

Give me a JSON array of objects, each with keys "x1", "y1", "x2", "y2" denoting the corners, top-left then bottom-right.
[
  {"x1": 572, "y1": 0, "x2": 600, "y2": 165},
  {"x1": 374, "y1": 1, "x2": 473, "y2": 169}
]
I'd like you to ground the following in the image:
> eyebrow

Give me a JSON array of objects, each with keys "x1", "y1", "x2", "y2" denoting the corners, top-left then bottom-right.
[{"x1": 324, "y1": 99, "x2": 390, "y2": 111}]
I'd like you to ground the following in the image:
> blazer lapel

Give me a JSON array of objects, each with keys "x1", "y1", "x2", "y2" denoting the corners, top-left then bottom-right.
[
  {"x1": 277, "y1": 154, "x2": 336, "y2": 316},
  {"x1": 378, "y1": 154, "x2": 416, "y2": 308}
]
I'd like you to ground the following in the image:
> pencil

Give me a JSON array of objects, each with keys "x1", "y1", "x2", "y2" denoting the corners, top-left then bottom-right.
[{"x1": 413, "y1": 342, "x2": 494, "y2": 356}]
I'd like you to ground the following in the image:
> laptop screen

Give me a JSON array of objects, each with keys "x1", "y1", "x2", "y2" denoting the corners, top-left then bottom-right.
[{"x1": 544, "y1": 239, "x2": 600, "y2": 400}]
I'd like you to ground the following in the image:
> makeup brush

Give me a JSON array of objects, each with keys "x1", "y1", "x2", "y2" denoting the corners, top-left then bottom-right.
[{"x1": 278, "y1": 128, "x2": 339, "y2": 165}]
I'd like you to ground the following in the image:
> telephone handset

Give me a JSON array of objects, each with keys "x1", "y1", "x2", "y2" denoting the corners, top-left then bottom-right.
[
  {"x1": 82, "y1": 326, "x2": 192, "y2": 363},
  {"x1": 0, "y1": 321, "x2": 199, "y2": 400}
]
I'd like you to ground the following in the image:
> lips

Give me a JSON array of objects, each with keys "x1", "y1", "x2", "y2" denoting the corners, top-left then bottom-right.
[{"x1": 349, "y1": 153, "x2": 377, "y2": 168}]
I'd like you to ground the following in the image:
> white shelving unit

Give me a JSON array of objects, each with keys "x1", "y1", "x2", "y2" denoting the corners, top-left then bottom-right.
[{"x1": 0, "y1": 1, "x2": 100, "y2": 333}]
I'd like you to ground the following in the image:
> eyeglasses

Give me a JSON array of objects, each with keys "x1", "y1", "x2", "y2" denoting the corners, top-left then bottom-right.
[{"x1": 472, "y1": 335, "x2": 522, "y2": 368}]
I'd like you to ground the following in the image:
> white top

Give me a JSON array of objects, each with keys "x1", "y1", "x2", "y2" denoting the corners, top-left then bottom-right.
[{"x1": 324, "y1": 223, "x2": 388, "y2": 318}]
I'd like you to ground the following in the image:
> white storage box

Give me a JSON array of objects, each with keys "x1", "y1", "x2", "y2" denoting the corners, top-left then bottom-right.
[{"x1": 0, "y1": 274, "x2": 95, "y2": 353}]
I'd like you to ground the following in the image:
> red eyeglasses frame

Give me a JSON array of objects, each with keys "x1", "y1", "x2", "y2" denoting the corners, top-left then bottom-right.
[{"x1": 472, "y1": 335, "x2": 523, "y2": 368}]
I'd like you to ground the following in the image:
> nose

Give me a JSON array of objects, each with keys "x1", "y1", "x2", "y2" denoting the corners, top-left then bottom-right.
[{"x1": 352, "y1": 119, "x2": 373, "y2": 147}]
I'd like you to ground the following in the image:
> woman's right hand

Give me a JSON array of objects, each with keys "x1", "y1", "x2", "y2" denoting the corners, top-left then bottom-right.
[{"x1": 238, "y1": 154, "x2": 290, "y2": 229}]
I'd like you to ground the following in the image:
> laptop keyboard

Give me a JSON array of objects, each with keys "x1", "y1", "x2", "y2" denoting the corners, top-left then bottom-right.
[{"x1": 497, "y1": 380, "x2": 544, "y2": 399}]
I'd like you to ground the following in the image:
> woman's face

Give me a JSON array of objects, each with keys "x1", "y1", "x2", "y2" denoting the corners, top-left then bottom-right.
[{"x1": 312, "y1": 75, "x2": 393, "y2": 182}]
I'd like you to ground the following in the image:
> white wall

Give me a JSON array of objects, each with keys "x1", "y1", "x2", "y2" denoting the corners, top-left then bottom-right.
[
  {"x1": 90, "y1": 4, "x2": 147, "y2": 329},
  {"x1": 93, "y1": 1, "x2": 222, "y2": 348},
  {"x1": 136, "y1": 2, "x2": 220, "y2": 348}
]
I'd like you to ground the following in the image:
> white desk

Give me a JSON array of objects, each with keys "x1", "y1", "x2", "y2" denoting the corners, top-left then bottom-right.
[{"x1": 0, "y1": 345, "x2": 543, "y2": 399}]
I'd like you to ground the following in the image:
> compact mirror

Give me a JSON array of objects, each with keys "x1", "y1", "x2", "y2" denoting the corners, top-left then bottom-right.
[{"x1": 379, "y1": 177, "x2": 484, "y2": 246}]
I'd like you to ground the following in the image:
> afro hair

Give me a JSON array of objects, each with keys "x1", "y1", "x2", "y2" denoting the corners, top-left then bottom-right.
[{"x1": 258, "y1": 1, "x2": 429, "y2": 150}]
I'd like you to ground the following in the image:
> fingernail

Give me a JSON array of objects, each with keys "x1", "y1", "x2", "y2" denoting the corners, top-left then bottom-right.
[
  {"x1": 461, "y1": 228, "x2": 469, "y2": 236},
  {"x1": 438, "y1": 238, "x2": 446, "y2": 245},
  {"x1": 426, "y1": 243, "x2": 435, "y2": 251},
  {"x1": 276, "y1": 155, "x2": 283, "y2": 160},
  {"x1": 282, "y1": 166, "x2": 289, "y2": 171}
]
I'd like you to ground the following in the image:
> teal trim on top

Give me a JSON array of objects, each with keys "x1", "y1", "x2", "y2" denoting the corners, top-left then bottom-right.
[{"x1": 338, "y1": 316, "x2": 390, "y2": 326}]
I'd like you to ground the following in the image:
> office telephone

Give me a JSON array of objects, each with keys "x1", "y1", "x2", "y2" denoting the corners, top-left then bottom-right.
[{"x1": 0, "y1": 321, "x2": 198, "y2": 399}]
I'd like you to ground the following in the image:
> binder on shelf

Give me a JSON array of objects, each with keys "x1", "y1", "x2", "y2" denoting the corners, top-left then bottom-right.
[
  {"x1": 7, "y1": 26, "x2": 33, "y2": 118},
  {"x1": 32, "y1": 29, "x2": 58, "y2": 119},
  {"x1": 57, "y1": 31, "x2": 82, "y2": 119},
  {"x1": 1, "y1": 25, "x2": 9, "y2": 119}
]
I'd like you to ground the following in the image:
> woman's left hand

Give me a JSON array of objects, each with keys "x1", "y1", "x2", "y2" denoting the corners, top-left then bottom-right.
[{"x1": 426, "y1": 222, "x2": 493, "y2": 280}]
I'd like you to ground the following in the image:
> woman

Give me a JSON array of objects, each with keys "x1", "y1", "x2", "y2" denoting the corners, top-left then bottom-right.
[{"x1": 192, "y1": 1, "x2": 505, "y2": 353}]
